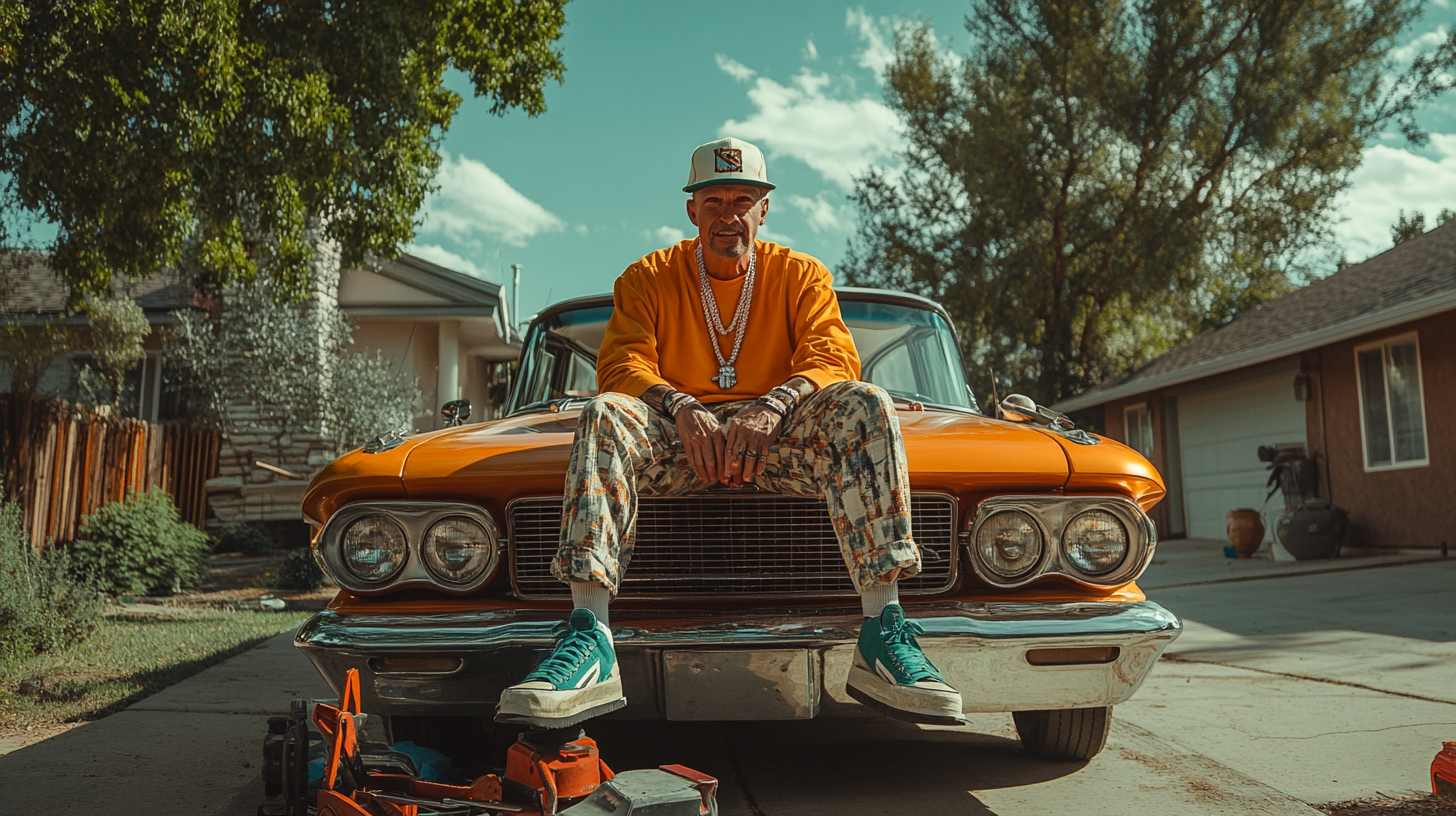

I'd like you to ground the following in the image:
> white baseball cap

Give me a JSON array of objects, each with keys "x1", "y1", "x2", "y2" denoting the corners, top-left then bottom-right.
[{"x1": 683, "y1": 137, "x2": 775, "y2": 193}]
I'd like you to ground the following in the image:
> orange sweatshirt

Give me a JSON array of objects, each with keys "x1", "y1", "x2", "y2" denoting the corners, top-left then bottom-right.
[{"x1": 597, "y1": 239, "x2": 860, "y2": 402}]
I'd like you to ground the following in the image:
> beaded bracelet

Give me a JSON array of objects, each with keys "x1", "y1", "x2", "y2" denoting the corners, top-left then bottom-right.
[
  {"x1": 661, "y1": 390, "x2": 701, "y2": 419},
  {"x1": 766, "y1": 385, "x2": 800, "y2": 416},
  {"x1": 756, "y1": 394, "x2": 789, "y2": 418}
]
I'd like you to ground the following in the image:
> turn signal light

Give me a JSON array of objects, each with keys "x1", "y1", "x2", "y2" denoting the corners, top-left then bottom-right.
[
  {"x1": 367, "y1": 656, "x2": 463, "y2": 675},
  {"x1": 1025, "y1": 646, "x2": 1120, "y2": 666}
]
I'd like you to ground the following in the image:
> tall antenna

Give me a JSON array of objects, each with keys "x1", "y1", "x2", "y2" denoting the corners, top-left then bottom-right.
[
  {"x1": 990, "y1": 370, "x2": 1002, "y2": 419},
  {"x1": 510, "y1": 264, "x2": 522, "y2": 342}
]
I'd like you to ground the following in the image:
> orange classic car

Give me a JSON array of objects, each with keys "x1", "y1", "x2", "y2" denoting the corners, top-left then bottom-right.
[{"x1": 297, "y1": 288, "x2": 1181, "y2": 762}]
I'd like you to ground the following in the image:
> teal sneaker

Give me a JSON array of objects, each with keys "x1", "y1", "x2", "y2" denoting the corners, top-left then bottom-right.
[
  {"x1": 495, "y1": 609, "x2": 626, "y2": 728},
  {"x1": 845, "y1": 604, "x2": 966, "y2": 725}
]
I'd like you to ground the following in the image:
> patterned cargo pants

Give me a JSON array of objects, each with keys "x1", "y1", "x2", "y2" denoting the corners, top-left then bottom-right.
[{"x1": 552, "y1": 380, "x2": 920, "y2": 595}]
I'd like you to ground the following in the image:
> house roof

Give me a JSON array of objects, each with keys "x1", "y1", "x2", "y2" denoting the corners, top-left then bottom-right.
[
  {"x1": 340, "y1": 253, "x2": 520, "y2": 361},
  {"x1": 0, "y1": 251, "x2": 197, "y2": 321},
  {"x1": 1054, "y1": 219, "x2": 1456, "y2": 412},
  {"x1": 340, "y1": 253, "x2": 507, "y2": 320}
]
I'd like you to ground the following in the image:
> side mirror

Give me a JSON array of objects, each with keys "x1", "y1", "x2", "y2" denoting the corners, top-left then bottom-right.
[{"x1": 441, "y1": 398, "x2": 472, "y2": 427}]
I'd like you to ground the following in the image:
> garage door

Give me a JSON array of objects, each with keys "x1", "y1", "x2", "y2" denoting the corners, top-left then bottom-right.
[{"x1": 1177, "y1": 367, "x2": 1307, "y2": 541}]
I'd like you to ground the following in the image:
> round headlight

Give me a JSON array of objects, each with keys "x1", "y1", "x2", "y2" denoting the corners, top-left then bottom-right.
[
  {"x1": 341, "y1": 514, "x2": 408, "y2": 583},
  {"x1": 422, "y1": 516, "x2": 495, "y2": 584},
  {"x1": 1063, "y1": 510, "x2": 1128, "y2": 575},
  {"x1": 976, "y1": 511, "x2": 1044, "y2": 578}
]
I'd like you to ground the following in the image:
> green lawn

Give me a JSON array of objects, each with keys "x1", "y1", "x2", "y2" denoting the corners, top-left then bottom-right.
[{"x1": 0, "y1": 609, "x2": 310, "y2": 732}]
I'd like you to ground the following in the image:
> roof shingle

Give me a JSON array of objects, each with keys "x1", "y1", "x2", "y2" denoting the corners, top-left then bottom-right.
[{"x1": 1057, "y1": 219, "x2": 1456, "y2": 410}]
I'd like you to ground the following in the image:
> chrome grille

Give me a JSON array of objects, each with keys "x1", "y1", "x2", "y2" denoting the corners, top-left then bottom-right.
[{"x1": 509, "y1": 493, "x2": 957, "y2": 599}]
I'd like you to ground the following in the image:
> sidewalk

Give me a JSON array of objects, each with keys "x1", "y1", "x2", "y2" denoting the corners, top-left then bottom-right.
[
  {"x1": 0, "y1": 630, "x2": 330, "y2": 815},
  {"x1": 1140, "y1": 537, "x2": 1447, "y2": 589}
]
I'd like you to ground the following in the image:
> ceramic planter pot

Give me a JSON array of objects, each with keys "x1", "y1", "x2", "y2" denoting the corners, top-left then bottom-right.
[{"x1": 1226, "y1": 509, "x2": 1264, "y2": 558}]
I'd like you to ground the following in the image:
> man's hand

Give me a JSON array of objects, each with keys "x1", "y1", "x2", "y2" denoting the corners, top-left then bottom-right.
[
  {"x1": 676, "y1": 404, "x2": 727, "y2": 486},
  {"x1": 723, "y1": 404, "x2": 782, "y2": 484}
]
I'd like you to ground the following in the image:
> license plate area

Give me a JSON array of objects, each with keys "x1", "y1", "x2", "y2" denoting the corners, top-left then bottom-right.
[{"x1": 662, "y1": 649, "x2": 818, "y2": 720}]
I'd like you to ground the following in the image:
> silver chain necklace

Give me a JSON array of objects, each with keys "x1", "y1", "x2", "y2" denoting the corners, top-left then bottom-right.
[{"x1": 695, "y1": 241, "x2": 756, "y2": 389}]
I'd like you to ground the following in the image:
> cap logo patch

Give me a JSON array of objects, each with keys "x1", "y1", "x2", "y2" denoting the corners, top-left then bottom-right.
[{"x1": 714, "y1": 148, "x2": 743, "y2": 173}]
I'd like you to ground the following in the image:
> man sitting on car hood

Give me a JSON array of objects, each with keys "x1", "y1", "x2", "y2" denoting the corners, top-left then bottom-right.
[{"x1": 495, "y1": 136, "x2": 966, "y2": 729}]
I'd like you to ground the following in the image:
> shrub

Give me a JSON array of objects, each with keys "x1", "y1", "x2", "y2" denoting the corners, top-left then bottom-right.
[
  {"x1": 270, "y1": 547, "x2": 324, "y2": 591},
  {"x1": 71, "y1": 489, "x2": 210, "y2": 596},
  {"x1": 214, "y1": 523, "x2": 274, "y2": 556},
  {"x1": 0, "y1": 499, "x2": 102, "y2": 659}
]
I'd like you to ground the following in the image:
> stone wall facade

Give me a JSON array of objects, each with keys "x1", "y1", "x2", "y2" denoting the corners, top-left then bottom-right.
[{"x1": 205, "y1": 230, "x2": 342, "y2": 526}]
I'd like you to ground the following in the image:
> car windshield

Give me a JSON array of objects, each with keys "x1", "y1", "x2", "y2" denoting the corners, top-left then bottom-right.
[{"x1": 506, "y1": 298, "x2": 977, "y2": 414}]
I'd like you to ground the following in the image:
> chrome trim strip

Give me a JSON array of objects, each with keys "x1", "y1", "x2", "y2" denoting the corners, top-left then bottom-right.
[
  {"x1": 505, "y1": 492, "x2": 959, "y2": 601},
  {"x1": 966, "y1": 495, "x2": 1157, "y2": 589},
  {"x1": 296, "y1": 600, "x2": 1181, "y2": 650},
  {"x1": 317, "y1": 501, "x2": 502, "y2": 596},
  {"x1": 294, "y1": 600, "x2": 1181, "y2": 717}
]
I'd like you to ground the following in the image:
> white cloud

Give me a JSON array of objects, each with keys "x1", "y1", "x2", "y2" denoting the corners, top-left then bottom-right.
[
  {"x1": 720, "y1": 69, "x2": 902, "y2": 190},
  {"x1": 1332, "y1": 134, "x2": 1456, "y2": 260},
  {"x1": 803, "y1": 39, "x2": 819, "y2": 61},
  {"x1": 785, "y1": 193, "x2": 852, "y2": 233},
  {"x1": 757, "y1": 226, "x2": 798, "y2": 246},
  {"x1": 715, "y1": 54, "x2": 756, "y2": 82},
  {"x1": 407, "y1": 243, "x2": 489, "y2": 280},
  {"x1": 575, "y1": 224, "x2": 590, "y2": 236},
  {"x1": 846, "y1": 7, "x2": 895, "y2": 80},
  {"x1": 1391, "y1": 27, "x2": 1449, "y2": 64},
  {"x1": 650, "y1": 225, "x2": 687, "y2": 245},
  {"x1": 419, "y1": 152, "x2": 564, "y2": 247}
]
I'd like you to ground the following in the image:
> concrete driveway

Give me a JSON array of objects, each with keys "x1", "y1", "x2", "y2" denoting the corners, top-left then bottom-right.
[{"x1": 1, "y1": 540, "x2": 1452, "y2": 814}]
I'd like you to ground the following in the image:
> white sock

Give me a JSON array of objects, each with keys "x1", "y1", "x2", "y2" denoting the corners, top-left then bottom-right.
[
  {"x1": 860, "y1": 582, "x2": 899, "y2": 618},
  {"x1": 571, "y1": 582, "x2": 612, "y2": 629}
]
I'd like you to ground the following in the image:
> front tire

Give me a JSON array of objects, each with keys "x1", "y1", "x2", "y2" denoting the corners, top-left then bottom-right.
[{"x1": 1013, "y1": 706, "x2": 1110, "y2": 761}]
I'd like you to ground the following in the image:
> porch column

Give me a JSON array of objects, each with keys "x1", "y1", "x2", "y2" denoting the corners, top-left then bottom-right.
[{"x1": 438, "y1": 320, "x2": 460, "y2": 417}]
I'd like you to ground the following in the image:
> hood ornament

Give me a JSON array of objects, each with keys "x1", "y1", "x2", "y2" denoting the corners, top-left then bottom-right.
[
  {"x1": 999, "y1": 394, "x2": 1099, "y2": 446},
  {"x1": 363, "y1": 429, "x2": 410, "y2": 454}
]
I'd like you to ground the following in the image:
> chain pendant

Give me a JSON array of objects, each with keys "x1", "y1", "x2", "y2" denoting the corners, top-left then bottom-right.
[{"x1": 711, "y1": 365, "x2": 737, "y2": 389}]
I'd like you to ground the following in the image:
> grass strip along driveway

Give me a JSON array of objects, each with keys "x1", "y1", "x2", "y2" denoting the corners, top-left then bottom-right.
[{"x1": 0, "y1": 608, "x2": 309, "y2": 737}]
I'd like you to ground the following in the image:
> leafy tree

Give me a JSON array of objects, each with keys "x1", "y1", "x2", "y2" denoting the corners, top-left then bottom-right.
[
  {"x1": 0, "y1": 321, "x2": 71, "y2": 398},
  {"x1": 164, "y1": 281, "x2": 425, "y2": 453},
  {"x1": 0, "y1": 1, "x2": 568, "y2": 304},
  {"x1": 845, "y1": 0, "x2": 1456, "y2": 402},
  {"x1": 83, "y1": 297, "x2": 149, "y2": 408},
  {"x1": 1391, "y1": 207, "x2": 1455, "y2": 245}
]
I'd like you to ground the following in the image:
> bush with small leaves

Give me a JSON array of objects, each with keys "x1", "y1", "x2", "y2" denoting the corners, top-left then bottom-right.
[
  {"x1": 270, "y1": 547, "x2": 324, "y2": 591},
  {"x1": 71, "y1": 489, "x2": 210, "y2": 596},
  {"x1": 0, "y1": 499, "x2": 102, "y2": 659},
  {"x1": 215, "y1": 523, "x2": 274, "y2": 556}
]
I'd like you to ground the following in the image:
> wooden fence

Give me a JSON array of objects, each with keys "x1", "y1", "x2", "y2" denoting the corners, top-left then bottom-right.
[{"x1": 1, "y1": 394, "x2": 219, "y2": 548}]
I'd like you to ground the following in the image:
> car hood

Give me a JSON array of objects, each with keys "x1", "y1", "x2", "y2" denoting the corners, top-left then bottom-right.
[
  {"x1": 382, "y1": 408, "x2": 1070, "y2": 516},
  {"x1": 304, "y1": 406, "x2": 1162, "y2": 526}
]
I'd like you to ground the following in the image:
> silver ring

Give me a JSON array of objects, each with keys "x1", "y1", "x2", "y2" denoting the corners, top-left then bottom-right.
[
  {"x1": 745, "y1": 450, "x2": 760, "y2": 458},
  {"x1": 736, "y1": 447, "x2": 746, "y2": 455}
]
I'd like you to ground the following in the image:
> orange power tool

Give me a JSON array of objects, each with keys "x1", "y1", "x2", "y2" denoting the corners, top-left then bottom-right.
[{"x1": 265, "y1": 668, "x2": 718, "y2": 816}]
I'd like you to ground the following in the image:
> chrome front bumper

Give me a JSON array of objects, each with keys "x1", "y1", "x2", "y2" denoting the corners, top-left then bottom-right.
[{"x1": 295, "y1": 601, "x2": 1181, "y2": 720}]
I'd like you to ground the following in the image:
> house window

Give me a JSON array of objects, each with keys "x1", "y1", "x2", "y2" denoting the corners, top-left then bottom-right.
[
  {"x1": 1124, "y1": 403, "x2": 1154, "y2": 458},
  {"x1": 1355, "y1": 333, "x2": 1428, "y2": 470}
]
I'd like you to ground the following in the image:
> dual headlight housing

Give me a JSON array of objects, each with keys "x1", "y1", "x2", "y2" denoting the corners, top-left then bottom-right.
[
  {"x1": 965, "y1": 495, "x2": 1155, "y2": 588},
  {"x1": 316, "y1": 502, "x2": 501, "y2": 595}
]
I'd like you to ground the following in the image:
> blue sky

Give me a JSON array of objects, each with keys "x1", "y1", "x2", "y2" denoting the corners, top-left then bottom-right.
[
  {"x1": 414, "y1": 1, "x2": 1456, "y2": 327},
  {"x1": 412, "y1": 1, "x2": 954, "y2": 322}
]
